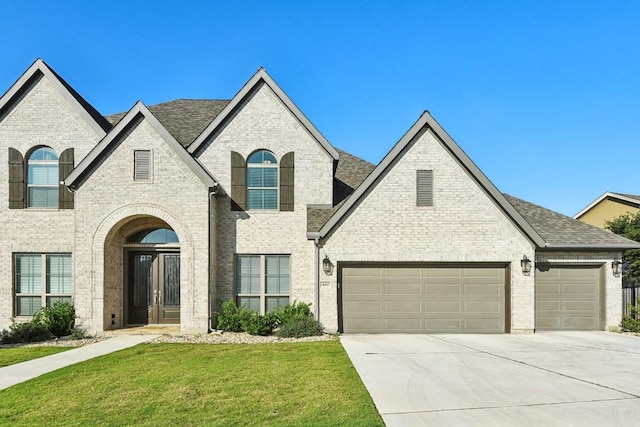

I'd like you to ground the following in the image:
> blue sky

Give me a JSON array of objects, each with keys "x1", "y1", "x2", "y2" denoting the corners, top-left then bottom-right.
[{"x1": 1, "y1": 1, "x2": 638, "y2": 216}]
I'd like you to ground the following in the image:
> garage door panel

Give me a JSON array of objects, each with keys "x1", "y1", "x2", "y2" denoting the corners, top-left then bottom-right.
[
  {"x1": 385, "y1": 301, "x2": 422, "y2": 312},
  {"x1": 425, "y1": 284, "x2": 462, "y2": 295},
  {"x1": 385, "y1": 319, "x2": 422, "y2": 331},
  {"x1": 342, "y1": 265, "x2": 505, "y2": 333},
  {"x1": 385, "y1": 283, "x2": 421, "y2": 295},
  {"x1": 425, "y1": 301, "x2": 461, "y2": 313},
  {"x1": 535, "y1": 266, "x2": 601, "y2": 331},
  {"x1": 463, "y1": 283, "x2": 502, "y2": 295},
  {"x1": 464, "y1": 301, "x2": 501, "y2": 313}
]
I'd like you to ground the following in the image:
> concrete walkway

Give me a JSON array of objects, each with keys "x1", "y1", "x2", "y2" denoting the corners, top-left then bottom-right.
[{"x1": 0, "y1": 335, "x2": 158, "y2": 391}]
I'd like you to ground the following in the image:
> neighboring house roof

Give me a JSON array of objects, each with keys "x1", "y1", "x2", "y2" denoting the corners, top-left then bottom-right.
[
  {"x1": 107, "y1": 99, "x2": 230, "y2": 147},
  {"x1": 574, "y1": 192, "x2": 640, "y2": 219},
  {"x1": 65, "y1": 101, "x2": 217, "y2": 189},
  {"x1": 0, "y1": 58, "x2": 111, "y2": 136},
  {"x1": 309, "y1": 111, "x2": 547, "y2": 248},
  {"x1": 506, "y1": 194, "x2": 640, "y2": 250},
  {"x1": 188, "y1": 68, "x2": 340, "y2": 160}
]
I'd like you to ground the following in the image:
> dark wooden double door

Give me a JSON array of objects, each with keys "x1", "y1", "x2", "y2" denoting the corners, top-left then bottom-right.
[{"x1": 128, "y1": 252, "x2": 180, "y2": 325}]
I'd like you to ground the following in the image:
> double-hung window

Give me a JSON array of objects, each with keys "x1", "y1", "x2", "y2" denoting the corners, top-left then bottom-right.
[
  {"x1": 15, "y1": 254, "x2": 72, "y2": 316},
  {"x1": 247, "y1": 150, "x2": 278, "y2": 210},
  {"x1": 27, "y1": 147, "x2": 59, "y2": 208},
  {"x1": 236, "y1": 255, "x2": 290, "y2": 314}
]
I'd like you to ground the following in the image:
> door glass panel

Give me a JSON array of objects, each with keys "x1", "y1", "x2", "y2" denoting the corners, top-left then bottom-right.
[
  {"x1": 132, "y1": 254, "x2": 153, "y2": 306},
  {"x1": 163, "y1": 255, "x2": 180, "y2": 307}
]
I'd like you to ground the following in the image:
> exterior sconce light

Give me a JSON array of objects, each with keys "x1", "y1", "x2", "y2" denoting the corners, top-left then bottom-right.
[
  {"x1": 521, "y1": 255, "x2": 532, "y2": 275},
  {"x1": 612, "y1": 259, "x2": 623, "y2": 277},
  {"x1": 322, "y1": 255, "x2": 333, "y2": 276}
]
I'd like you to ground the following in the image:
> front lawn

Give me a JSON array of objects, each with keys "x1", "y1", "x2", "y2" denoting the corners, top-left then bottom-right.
[
  {"x1": 0, "y1": 341, "x2": 383, "y2": 426},
  {"x1": 0, "y1": 347, "x2": 72, "y2": 367}
]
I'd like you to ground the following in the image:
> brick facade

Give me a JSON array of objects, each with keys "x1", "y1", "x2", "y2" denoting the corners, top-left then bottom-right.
[{"x1": 0, "y1": 60, "x2": 627, "y2": 334}]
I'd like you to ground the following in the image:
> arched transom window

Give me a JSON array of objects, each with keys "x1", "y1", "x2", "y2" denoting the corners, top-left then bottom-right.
[
  {"x1": 247, "y1": 150, "x2": 278, "y2": 210},
  {"x1": 28, "y1": 147, "x2": 59, "y2": 208}
]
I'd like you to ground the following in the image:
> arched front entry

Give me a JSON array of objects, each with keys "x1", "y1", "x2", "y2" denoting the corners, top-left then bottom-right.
[
  {"x1": 102, "y1": 214, "x2": 183, "y2": 328},
  {"x1": 126, "y1": 227, "x2": 180, "y2": 325}
]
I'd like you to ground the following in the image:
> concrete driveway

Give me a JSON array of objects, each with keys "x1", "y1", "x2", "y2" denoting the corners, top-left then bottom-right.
[{"x1": 341, "y1": 332, "x2": 640, "y2": 426}]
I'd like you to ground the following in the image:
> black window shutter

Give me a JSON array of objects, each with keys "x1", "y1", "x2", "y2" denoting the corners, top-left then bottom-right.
[
  {"x1": 8, "y1": 148, "x2": 25, "y2": 209},
  {"x1": 231, "y1": 151, "x2": 247, "y2": 211},
  {"x1": 280, "y1": 152, "x2": 294, "y2": 211},
  {"x1": 59, "y1": 148, "x2": 74, "y2": 209}
]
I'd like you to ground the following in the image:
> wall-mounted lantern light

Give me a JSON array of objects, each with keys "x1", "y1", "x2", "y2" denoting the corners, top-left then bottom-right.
[
  {"x1": 322, "y1": 255, "x2": 333, "y2": 276},
  {"x1": 612, "y1": 259, "x2": 623, "y2": 277},
  {"x1": 521, "y1": 255, "x2": 532, "y2": 275}
]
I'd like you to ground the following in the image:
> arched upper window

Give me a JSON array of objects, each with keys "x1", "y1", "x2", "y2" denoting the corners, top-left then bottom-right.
[
  {"x1": 127, "y1": 228, "x2": 179, "y2": 244},
  {"x1": 247, "y1": 150, "x2": 278, "y2": 210},
  {"x1": 28, "y1": 147, "x2": 59, "y2": 208}
]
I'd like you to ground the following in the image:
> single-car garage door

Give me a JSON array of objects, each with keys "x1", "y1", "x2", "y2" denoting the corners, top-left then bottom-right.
[
  {"x1": 535, "y1": 265, "x2": 601, "y2": 330},
  {"x1": 341, "y1": 265, "x2": 507, "y2": 333}
]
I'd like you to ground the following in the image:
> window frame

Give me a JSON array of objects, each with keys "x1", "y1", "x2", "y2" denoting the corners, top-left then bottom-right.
[
  {"x1": 27, "y1": 147, "x2": 59, "y2": 208},
  {"x1": 246, "y1": 150, "x2": 279, "y2": 210},
  {"x1": 14, "y1": 253, "x2": 73, "y2": 317},
  {"x1": 235, "y1": 254, "x2": 290, "y2": 315}
]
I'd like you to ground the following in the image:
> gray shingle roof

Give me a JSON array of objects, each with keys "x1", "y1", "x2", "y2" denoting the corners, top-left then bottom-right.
[
  {"x1": 615, "y1": 193, "x2": 640, "y2": 203},
  {"x1": 107, "y1": 99, "x2": 230, "y2": 147},
  {"x1": 504, "y1": 194, "x2": 639, "y2": 249},
  {"x1": 307, "y1": 149, "x2": 375, "y2": 232}
]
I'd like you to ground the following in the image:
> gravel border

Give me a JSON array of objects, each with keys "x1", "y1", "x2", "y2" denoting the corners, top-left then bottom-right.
[{"x1": 1, "y1": 331, "x2": 337, "y2": 348}]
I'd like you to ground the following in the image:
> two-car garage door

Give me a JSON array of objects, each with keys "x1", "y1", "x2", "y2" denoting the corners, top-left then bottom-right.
[{"x1": 341, "y1": 265, "x2": 507, "y2": 333}]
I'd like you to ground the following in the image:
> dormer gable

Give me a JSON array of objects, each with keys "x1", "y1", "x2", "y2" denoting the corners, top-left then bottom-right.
[
  {"x1": 188, "y1": 68, "x2": 339, "y2": 161},
  {"x1": 0, "y1": 59, "x2": 110, "y2": 136}
]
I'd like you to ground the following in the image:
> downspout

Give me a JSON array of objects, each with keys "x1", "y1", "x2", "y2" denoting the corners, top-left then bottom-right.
[
  {"x1": 208, "y1": 187, "x2": 217, "y2": 332},
  {"x1": 314, "y1": 237, "x2": 321, "y2": 322}
]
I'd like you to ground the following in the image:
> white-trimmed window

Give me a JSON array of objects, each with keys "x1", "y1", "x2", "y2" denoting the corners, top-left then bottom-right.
[
  {"x1": 247, "y1": 150, "x2": 278, "y2": 210},
  {"x1": 14, "y1": 254, "x2": 72, "y2": 316},
  {"x1": 236, "y1": 255, "x2": 289, "y2": 314},
  {"x1": 27, "y1": 147, "x2": 59, "y2": 208}
]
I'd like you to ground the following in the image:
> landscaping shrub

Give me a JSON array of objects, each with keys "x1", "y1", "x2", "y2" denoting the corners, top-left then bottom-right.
[
  {"x1": 0, "y1": 321, "x2": 53, "y2": 344},
  {"x1": 242, "y1": 312, "x2": 274, "y2": 336},
  {"x1": 33, "y1": 301, "x2": 76, "y2": 337},
  {"x1": 621, "y1": 297, "x2": 640, "y2": 332},
  {"x1": 216, "y1": 300, "x2": 252, "y2": 332},
  {"x1": 270, "y1": 301, "x2": 312, "y2": 327},
  {"x1": 276, "y1": 315, "x2": 324, "y2": 338}
]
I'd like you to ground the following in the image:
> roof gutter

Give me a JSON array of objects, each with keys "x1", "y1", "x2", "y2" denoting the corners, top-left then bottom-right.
[{"x1": 541, "y1": 243, "x2": 640, "y2": 251}]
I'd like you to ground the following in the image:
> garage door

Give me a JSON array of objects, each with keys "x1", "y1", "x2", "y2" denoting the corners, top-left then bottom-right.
[
  {"x1": 341, "y1": 265, "x2": 506, "y2": 333},
  {"x1": 535, "y1": 266, "x2": 601, "y2": 330}
]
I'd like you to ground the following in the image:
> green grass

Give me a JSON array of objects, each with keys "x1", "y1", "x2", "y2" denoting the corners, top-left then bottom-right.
[
  {"x1": 0, "y1": 341, "x2": 383, "y2": 427},
  {"x1": 0, "y1": 347, "x2": 72, "y2": 367}
]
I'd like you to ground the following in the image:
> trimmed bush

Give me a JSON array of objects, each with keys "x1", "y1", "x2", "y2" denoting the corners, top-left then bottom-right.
[
  {"x1": 216, "y1": 300, "x2": 252, "y2": 332},
  {"x1": 276, "y1": 315, "x2": 324, "y2": 338},
  {"x1": 33, "y1": 301, "x2": 76, "y2": 337},
  {"x1": 621, "y1": 297, "x2": 640, "y2": 332},
  {"x1": 270, "y1": 301, "x2": 312, "y2": 327},
  {"x1": 242, "y1": 312, "x2": 274, "y2": 336},
  {"x1": 0, "y1": 321, "x2": 53, "y2": 344}
]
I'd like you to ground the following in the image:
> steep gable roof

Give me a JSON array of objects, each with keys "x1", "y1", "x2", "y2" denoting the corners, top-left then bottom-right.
[
  {"x1": 311, "y1": 111, "x2": 547, "y2": 247},
  {"x1": 188, "y1": 68, "x2": 339, "y2": 160},
  {"x1": 107, "y1": 99, "x2": 230, "y2": 147},
  {"x1": 574, "y1": 192, "x2": 640, "y2": 219},
  {"x1": 506, "y1": 194, "x2": 639, "y2": 250},
  {"x1": 0, "y1": 59, "x2": 110, "y2": 135},
  {"x1": 65, "y1": 101, "x2": 216, "y2": 189}
]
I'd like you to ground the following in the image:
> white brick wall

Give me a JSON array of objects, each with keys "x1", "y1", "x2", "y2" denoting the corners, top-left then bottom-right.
[
  {"x1": 0, "y1": 75, "x2": 103, "y2": 330},
  {"x1": 197, "y1": 83, "x2": 334, "y2": 316},
  {"x1": 72, "y1": 117, "x2": 211, "y2": 333},
  {"x1": 319, "y1": 128, "x2": 536, "y2": 332}
]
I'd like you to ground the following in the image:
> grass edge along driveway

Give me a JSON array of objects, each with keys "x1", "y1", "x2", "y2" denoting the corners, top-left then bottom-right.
[
  {"x1": 0, "y1": 346, "x2": 72, "y2": 367},
  {"x1": 0, "y1": 340, "x2": 384, "y2": 427}
]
